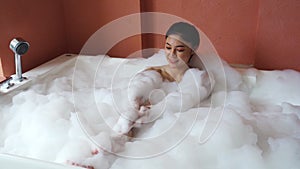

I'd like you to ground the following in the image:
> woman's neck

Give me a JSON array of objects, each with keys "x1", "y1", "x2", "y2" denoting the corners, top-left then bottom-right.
[{"x1": 165, "y1": 64, "x2": 189, "y2": 82}]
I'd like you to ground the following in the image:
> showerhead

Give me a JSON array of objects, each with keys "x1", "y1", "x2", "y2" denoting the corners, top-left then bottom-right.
[
  {"x1": 9, "y1": 38, "x2": 30, "y2": 82},
  {"x1": 9, "y1": 38, "x2": 30, "y2": 55}
]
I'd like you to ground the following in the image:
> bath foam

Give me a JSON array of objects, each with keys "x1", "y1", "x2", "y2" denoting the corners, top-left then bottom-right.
[{"x1": 0, "y1": 51, "x2": 299, "y2": 169}]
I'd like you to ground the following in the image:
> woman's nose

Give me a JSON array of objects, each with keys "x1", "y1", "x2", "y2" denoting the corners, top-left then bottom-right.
[
  {"x1": 168, "y1": 52, "x2": 176, "y2": 59},
  {"x1": 170, "y1": 48, "x2": 177, "y2": 57}
]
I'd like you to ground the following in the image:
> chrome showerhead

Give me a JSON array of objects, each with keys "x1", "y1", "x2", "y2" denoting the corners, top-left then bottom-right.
[
  {"x1": 9, "y1": 38, "x2": 30, "y2": 82},
  {"x1": 9, "y1": 38, "x2": 30, "y2": 55}
]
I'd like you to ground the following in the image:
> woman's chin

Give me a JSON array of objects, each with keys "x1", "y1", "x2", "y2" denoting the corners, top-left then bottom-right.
[
  {"x1": 168, "y1": 63, "x2": 178, "y2": 68},
  {"x1": 167, "y1": 60, "x2": 179, "y2": 67}
]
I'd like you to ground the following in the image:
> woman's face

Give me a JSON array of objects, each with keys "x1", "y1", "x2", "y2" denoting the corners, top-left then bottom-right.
[{"x1": 164, "y1": 35, "x2": 194, "y2": 68}]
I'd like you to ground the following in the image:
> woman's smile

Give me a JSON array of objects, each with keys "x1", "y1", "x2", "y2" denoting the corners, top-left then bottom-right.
[{"x1": 167, "y1": 57, "x2": 179, "y2": 64}]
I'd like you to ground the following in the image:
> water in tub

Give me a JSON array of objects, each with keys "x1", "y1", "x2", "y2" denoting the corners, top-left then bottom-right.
[{"x1": 0, "y1": 52, "x2": 300, "y2": 169}]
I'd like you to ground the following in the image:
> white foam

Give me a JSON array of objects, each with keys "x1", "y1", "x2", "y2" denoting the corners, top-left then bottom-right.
[{"x1": 0, "y1": 51, "x2": 300, "y2": 169}]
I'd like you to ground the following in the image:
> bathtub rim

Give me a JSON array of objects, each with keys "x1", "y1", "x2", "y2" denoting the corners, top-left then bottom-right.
[{"x1": 0, "y1": 153, "x2": 82, "y2": 169}]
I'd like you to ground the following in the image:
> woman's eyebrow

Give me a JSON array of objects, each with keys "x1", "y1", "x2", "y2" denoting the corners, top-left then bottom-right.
[{"x1": 166, "y1": 42, "x2": 186, "y2": 48}]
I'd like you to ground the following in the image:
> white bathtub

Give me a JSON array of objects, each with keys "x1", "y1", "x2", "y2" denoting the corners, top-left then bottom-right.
[
  {"x1": 1, "y1": 52, "x2": 299, "y2": 169},
  {"x1": 0, "y1": 54, "x2": 77, "y2": 94},
  {"x1": 0, "y1": 153, "x2": 81, "y2": 169}
]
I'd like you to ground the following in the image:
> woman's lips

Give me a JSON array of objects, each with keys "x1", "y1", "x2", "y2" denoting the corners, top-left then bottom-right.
[{"x1": 168, "y1": 58, "x2": 179, "y2": 64}]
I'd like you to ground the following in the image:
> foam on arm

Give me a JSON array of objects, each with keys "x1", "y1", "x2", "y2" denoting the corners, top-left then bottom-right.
[{"x1": 136, "y1": 69, "x2": 215, "y2": 123}]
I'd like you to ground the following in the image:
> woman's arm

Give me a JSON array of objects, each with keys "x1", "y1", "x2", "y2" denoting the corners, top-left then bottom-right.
[
  {"x1": 113, "y1": 69, "x2": 164, "y2": 134},
  {"x1": 134, "y1": 69, "x2": 215, "y2": 125},
  {"x1": 127, "y1": 69, "x2": 163, "y2": 109}
]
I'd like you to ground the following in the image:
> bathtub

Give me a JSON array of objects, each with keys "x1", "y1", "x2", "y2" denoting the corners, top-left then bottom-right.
[
  {"x1": 0, "y1": 52, "x2": 217, "y2": 168},
  {"x1": 0, "y1": 52, "x2": 299, "y2": 169},
  {"x1": 0, "y1": 153, "x2": 81, "y2": 169},
  {"x1": 0, "y1": 54, "x2": 76, "y2": 95}
]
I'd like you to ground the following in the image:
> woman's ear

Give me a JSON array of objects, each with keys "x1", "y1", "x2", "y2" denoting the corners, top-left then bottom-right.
[
  {"x1": 188, "y1": 53, "x2": 194, "y2": 63},
  {"x1": 191, "y1": 47, "x2": 196, "y2": 55},
  {"x1": 191, "y1": 51, "x2": 195, "y2": 56},
  {"x1": 190, "y1": 50, "x2": 195, "y2": 58}
]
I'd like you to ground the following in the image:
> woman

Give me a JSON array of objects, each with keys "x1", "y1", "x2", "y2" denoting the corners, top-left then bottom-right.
[
  {"x1": 113, "y1": 22, "x2": 214, "y2": 135},
  {"x1": 68, "y1": 22, "x2": 214, "y2": 169}
]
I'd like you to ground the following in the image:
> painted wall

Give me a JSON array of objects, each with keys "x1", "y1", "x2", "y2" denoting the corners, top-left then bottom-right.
[
  {"x1": 62, "y1": 0, "x2": 141, "y2": 57},
  {"x1": 255, "y1": 0, "x2": 300, "y2": 70},
  {"x1": 0, "y1": 0, "x2": 67, "y2": 77},
  {"x1": 0, "y1": 0, "x2": 141, "y2": 78},
  {"x1": 1, "y1": 0, "x2": 299, "y2": 79}
]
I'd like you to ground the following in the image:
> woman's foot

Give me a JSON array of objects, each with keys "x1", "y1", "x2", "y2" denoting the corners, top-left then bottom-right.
[
  {"x1": 66, "y1": 160, "x2": 94, "y2": 169},
  {"x1": 66, "y1": 148, "x2": 101, "y2": 169}
]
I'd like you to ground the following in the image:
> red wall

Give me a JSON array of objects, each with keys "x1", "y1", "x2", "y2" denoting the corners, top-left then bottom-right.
[
  {"x1": 255, "y1": 0, "x2": 300, "y2": 70},
  {"x1": 0, "y1": 0, "x2": 141, "y2": 78},
  {"x1": 0, "y1": 0, "x2": 299, "y2": 79},
  {"x1": 0, "y1": 0, "x2": 67, "y2": 77},
  {"x1": 62, "y1": 0, "x2": 141, "y2": 57}
]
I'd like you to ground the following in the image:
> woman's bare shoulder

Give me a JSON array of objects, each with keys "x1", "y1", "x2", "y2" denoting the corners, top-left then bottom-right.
[{"x1": 145, "y1": 65, "x2": 176, "y2": 82}]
